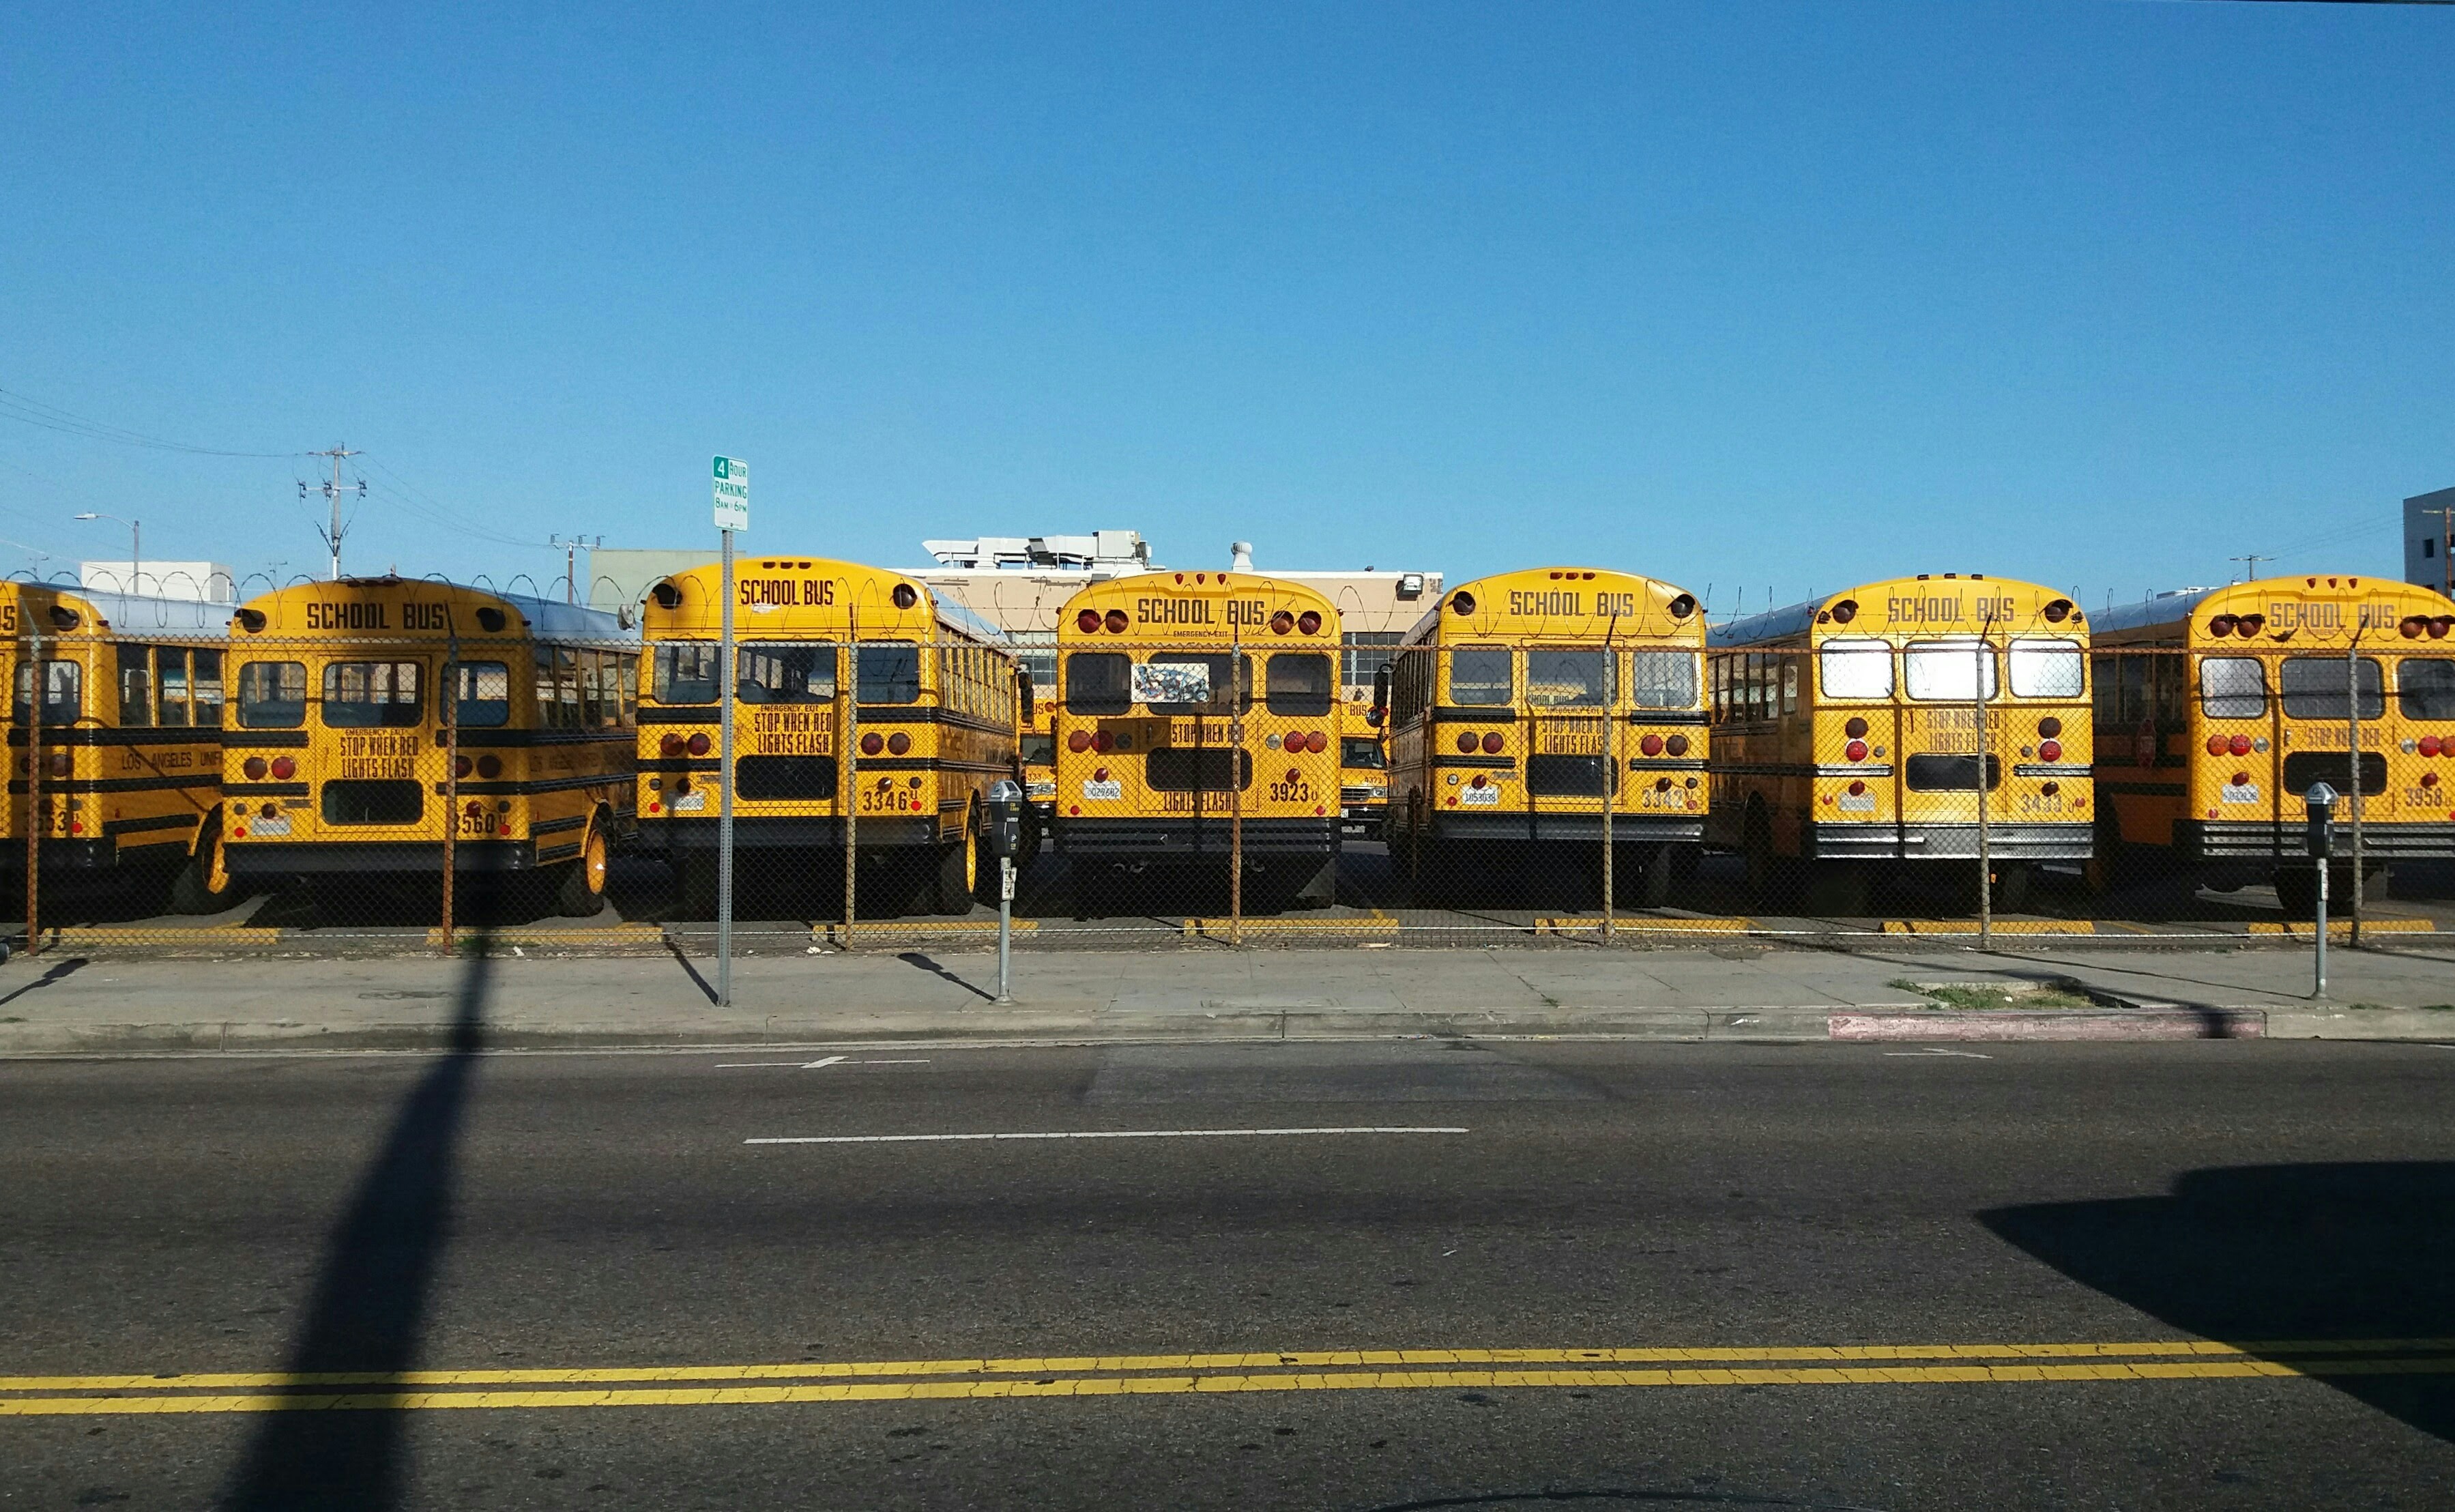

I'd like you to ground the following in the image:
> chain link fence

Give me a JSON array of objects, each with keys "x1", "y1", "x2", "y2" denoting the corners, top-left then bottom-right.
[{"x1": 8, "y1": 634, "x2": 2452, "y2": 957}]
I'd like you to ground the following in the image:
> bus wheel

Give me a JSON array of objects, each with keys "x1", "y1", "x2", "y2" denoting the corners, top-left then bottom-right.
[
  {"x1": 555, "y1": 823, "x2": 610, "y2": 917},
  {"x1": 1991, "y1": 862, "x2": 2032, "y2": 914},
  {"x1": 169, "y1": 825, "x2": 238, "y2": 915},
  {"x1": 968, "y1": 804, "x2": 1000, "y2": 908},
  {"x1": 1743, "y1": 806, "x2": 1794, "y2": 907}
]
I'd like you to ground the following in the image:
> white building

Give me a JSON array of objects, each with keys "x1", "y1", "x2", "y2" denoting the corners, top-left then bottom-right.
[{"x1": 78, "y1": 561, "x2": 236, "y2": 602}]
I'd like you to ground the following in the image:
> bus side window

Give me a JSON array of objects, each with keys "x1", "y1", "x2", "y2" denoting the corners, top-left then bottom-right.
[
  {"x1": 535, "y1": 648, "x2": 561, "y2": 729},
  {"x1": 118, "y1": 644, "x2": 153, "y2": 727},
  {"x1": 2091, "y1": 656, "x2": 2118, "y2": 725},
  {"x1": 1781, "y1": 658, "x2": 1800, "y2": 717},
  {"x1": 618, "y1": 654, "x2": 639, "y2": 725},
  {"x1": 557, "y1": 648, "x2": 583, "y2": 727},
  {"x1": 157, "y1": 648, "x2": 190, "y2": 727},
  {"x1": 194, "y1": 650, "x2": 224, "y2": 729}
]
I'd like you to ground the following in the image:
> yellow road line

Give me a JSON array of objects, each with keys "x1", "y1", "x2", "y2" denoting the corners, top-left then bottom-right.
[
  {"x1": 25, "y1": 1357, "x2": 2455, "y2": 1416},
  {"x1": 2250, "y1": 919, "x2": 2435, "y2": 936},
  {"x1": 10, "y1": 1338, "x2": 2452, "y2": 1398},
  {"x1": 1885, "y1": 920, "x2": 2097, "y2": 935},
  {"x1": 1536, "y1": 918, "x2": 1751, "y2": 935}
]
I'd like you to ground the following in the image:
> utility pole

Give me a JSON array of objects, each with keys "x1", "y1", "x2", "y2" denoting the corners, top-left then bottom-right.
[
  {"x1": 551, "y1": 534, "x2": 604, "y2": 605},
  {"x1": 2229, "y1": 554, "x2": 2271, "y2": 585},
  {"x1": 301, "y1": 446, "x2": 366, "y2": 581}
]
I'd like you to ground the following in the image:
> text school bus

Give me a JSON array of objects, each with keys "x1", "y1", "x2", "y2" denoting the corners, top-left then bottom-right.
[
  {"x1": 636, "y1": 558, "x2": 1024, "y2": 916},
  {"x1": 1706, "y1": 575, "x2": 2093, "y2": 910},
  {"x1": 1052, "y1": 572, "x2": 1341, "y2": 910},
  {"x1": 1383, "y1": 569, "x2": 1706, "y2": 904},
  {"x1": 222, "y1": 579, "x2": 638, "y2": 916},
  {"x1": 2091, "y1": 574, "x2": 2455, "y2": 914},
  {"x1": 4, "y1": 582, "x2": 235, "y2": 912}
]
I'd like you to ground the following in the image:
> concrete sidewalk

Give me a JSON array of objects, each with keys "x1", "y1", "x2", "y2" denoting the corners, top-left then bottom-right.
[{"x1": 1, "y1": 937, "x2": 2450, "y2": 1056}]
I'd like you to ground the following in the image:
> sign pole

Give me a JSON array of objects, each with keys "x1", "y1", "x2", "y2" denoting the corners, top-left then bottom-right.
[
  {"x1": 1975, "y1": 621, "x2": 1992, "y2": 947},
  {"x1": 710, "y1": 456, "x2": 749, "y2": 1005},
  {"x1": 23, "y1": 622, "x2": 40, "y2": 960}
]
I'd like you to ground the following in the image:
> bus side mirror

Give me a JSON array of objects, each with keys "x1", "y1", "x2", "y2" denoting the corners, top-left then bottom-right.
[
  {"x1": 1371, "y1": 665, "x2": 1392, "y2": 723},
  {"x1": 1016, "y1": 669, "x2": 1035, "y2": 723}
]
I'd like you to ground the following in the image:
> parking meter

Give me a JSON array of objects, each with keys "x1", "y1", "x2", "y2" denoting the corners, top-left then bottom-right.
[
  {"x1": 987, "y1": 779, "x2": 1024, "y2": 862},
  {"x1": 987, "y1": 779, "x2": 1023, "y2": 1002},
  {"x1": 2305, "y1": 783, "x2": 2339, "y2": 859}
]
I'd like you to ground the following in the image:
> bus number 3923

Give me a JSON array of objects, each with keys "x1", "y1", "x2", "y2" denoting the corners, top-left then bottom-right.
[{"x1": 1268, "y1": 781, "x2": 1314, "y2": 804}]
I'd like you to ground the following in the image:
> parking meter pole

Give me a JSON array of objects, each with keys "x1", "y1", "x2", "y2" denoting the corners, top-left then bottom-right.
[
  {"x1": 987, "y1": 779, "x2": 1022, "y2": 1004},
  {"x1": 2347, "y1": 628, "x2": 2364, "y2": 949},
  {"x1": 717, "y1": 525, "x2": 734, "y2": 1007},
  {"x1": 2307, "y1": 783, "x2": 2338, "y2": 1000},
  {"x1": 23, "y1": 623, "x2": 39, "y2": 960},
  {"x1": 997, "y1": 858, "x2": 1013, "y2": 1003},
  {"x1": 1601, "y1": 625, "x2": 1615, "y2": 942}
]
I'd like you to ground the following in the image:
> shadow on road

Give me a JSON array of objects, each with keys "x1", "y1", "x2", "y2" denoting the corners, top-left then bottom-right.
[
  {"x1": 218, "y1": 941, "x2": 493, "y2": 1511},
  {"x1": 1981, "y1": 1163, "x2": 2455, "y2": 1446}
]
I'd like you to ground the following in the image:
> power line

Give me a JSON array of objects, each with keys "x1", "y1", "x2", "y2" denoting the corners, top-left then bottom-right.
[
  {"x1": 0, "y1": 385, "x2": 305, "y2": 459},
  {"x1": 300, "y1": 446, "x2": 366, "y2": 581}
]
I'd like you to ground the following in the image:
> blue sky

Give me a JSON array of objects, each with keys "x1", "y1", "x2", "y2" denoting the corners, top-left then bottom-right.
[{"x1": 2, "y1": 2, "x2": 2448, "y2": 615}]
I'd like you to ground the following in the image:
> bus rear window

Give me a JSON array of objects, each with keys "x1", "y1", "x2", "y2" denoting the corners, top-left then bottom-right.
[
  {"x1": 1449, "y1": 648, "x2": 1512, "y2": 706},
  {"x1": 1144, "y1": 654, "x2": 1249, "y2": 714},
  {"x1": 1627, "y1": 650, "x2": 1696, "y2": 710},
  {"x1": 323, "y1": 662, "x2": 422, "y2": 728},
  {"x1": 654, "y1": 643, "x2": 719, "y2": 706},
  {"x1": 740, "y1": 643, "x2": 836, "y2": 703},
  {"x1": 1526, "y1": 650, "x2": 1610, "y2": 708},
  {"x1": 1905, "y1": 641, "x2": 1997, "y2": 702},
  {"x1": 2007, "y1": 639, "x2": 2084, "y2": 698},
  {"x1": 2280, "y1": 657, "x2": 2383, "y2": 721},
  {"x1": 1817, "y1": 640, "x2": 1892, "y2": 699},
  {"x1": 2199, "y1": 657, "x2": 2266, "y2": 721},
  {"x1": 1264, "y1": 652, "x2": 1333, "y2": 716},
  {"x1": 2400, "y1": 658, "x2": 2455, "y2": 721},
  {"x1": 236, "y1": 662, "x2": 306, "y2": 728},
  {"x1": 1066, "y1": 652, "x2": 1131, "y2": 716}
]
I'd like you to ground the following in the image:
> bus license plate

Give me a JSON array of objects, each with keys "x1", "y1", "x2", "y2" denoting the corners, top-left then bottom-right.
[
  {"x1": 1083, "y1": 780, "x2": 1122, "y2": 801},
  {"x1": 672, "y1": 791, "x2": 706, "y2": 812},
  {"x1": 250, "y1": 815, "x2": 291, "y2": 836},
  {"x1": 1461, "y1": 787, "x2": 1500, "y2": 806}
]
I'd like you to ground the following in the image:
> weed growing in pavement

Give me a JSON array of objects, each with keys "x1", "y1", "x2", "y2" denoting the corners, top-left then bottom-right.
[{"x1": 1889, "y1": 978, "x2": 2097, "y2": 1013}]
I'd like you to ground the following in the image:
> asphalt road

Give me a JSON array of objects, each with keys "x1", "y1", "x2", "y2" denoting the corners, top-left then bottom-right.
[{"x1": 7, "y1": 1015, "x2": 2455, "y2": 1509}]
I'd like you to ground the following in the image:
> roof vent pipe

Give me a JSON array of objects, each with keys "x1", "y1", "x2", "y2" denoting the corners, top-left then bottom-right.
[{"x1": 1229, "y1": 541, "x2": 1253, "y2": 570}]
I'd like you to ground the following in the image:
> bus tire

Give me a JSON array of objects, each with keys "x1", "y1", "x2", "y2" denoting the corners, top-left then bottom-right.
[
  {"x1": 1991, "y1": 862, "x2": 2032, "y2": 914},
  {"x1": 968, "y1": 804, "x2": 1000, "y2": 908},
  {"x1": 555, "y1": 822, "x2": 611, "y2": 917},
  {"x1": 935, "y1": 817, "x2": 978, "y2": 916},
  {"x1": 1743, "y1": 803, "x2": 1792, "y2": 907},
  {"x1": 169, "y1": 824, "x2": 238, "y2": 916}
]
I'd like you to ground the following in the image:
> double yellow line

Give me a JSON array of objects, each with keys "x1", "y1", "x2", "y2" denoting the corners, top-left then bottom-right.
[{"x1": 6, "y1": 1338, "x2": 2452, "y2": 1416}]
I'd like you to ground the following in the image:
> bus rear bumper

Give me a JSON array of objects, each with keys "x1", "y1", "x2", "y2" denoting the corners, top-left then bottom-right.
[
  {"x1": 637, "y1": 815, "x2": 938, "y2": 854},
  {"x1": 1428, "y1": 815, "x2": 1703, "y2": 845},
  {"x1": 1055, "y1": 817, "x2": 1338, "y2": 863},
  {"x1": 2180, "y1": 819, "x2": 2455, "y2": 862},
  {"x1": 1805, "y1": 821, "x2": 2090, "y2": 862},
  {"x1": 226, "y1": 840, "x2": 553, "y2": 876}
]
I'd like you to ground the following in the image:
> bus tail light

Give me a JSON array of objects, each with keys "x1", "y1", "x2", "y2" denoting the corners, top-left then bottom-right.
[
  {"x1": 1456, "y1": 732, "x2": 1477, "y2": 754},
  {"x1": 1067, "y1": 729, "x2": 1092, "y2": 753},
  {"x1": 2206, "y1": 735, "x2": 2228, "y2": 756},
  {"x1": 2208, "y1": 615, "x2": 2237, "y2": 637},
  {"x1": 660, "y1": 733, "x2": 685, "y2": 758},
  {"x1": 1470, "y1": 774, "x2": 1487, "y2": 789},
  {"x1": 2037, "y1": 740, "x2": 2062, "y2": 762},
  {"x1": 1094, "y1": 766, "x2": 1110, "y2": 782},
  {"x1": 1296, "y1": 610, "x2": 1322, "y2": 635},
  {"x1": 1846, "y1": 779, "x2": 1866, "y2": 796},
  {"x1": 686, "y1": 733, "x2": 711, "y2": 757},
  {"x1": 2038, "y1": 716, "x2": 2062, "y2": 738},
  {"x1": 1076, "y1": 609, "x2": 1101, "y2": 634},
  {"x1": 2235, "y1": 614, "x2": 2263, "y2": 637},
  {"x1": 1103, "y1": 609, "x2": 1129, "y2": 634},
  {"x1": 270, "y1": 757, "x2": 295, "y2": 781},
  {"x1": 1307, "y1": 731, "x2": 1328, "y2": 753},
  {"x1": 2228, "y1": 734, "x2": 2252, "y2": 757},
  {"x1": 2420, "y1": 735, "x2": 2442, "y2": 757},
  {"x1": 477, "y1": 755, "x2": 501, "y2": 779},
  {"x1": 1092, "y1": 729, "x2": 1114, "y2": 753},
  {"x1": 1286, "y1": 768, "x2": 1301, "y2": 784},
  {"x1": 1481, "y1": 731, "x2": 1505, "y2": 755},
  {"x1": 2424, "y1": 772, "x2": 2442, "y2": 789},
  {"x1": 243, "y1": 757, "x2": 268, "y2": 780},
  {"x1": 1844, "y1": 716, "x2": 1869, "y2": 739},
  {"x1": 2041, "y1": 781, "x2": 2059, "y2": 796},
  {"x1": 2231, "y1": 770, "x2": 2250, "y2": 787},
  {"x1": 886, "y1": 732, "x2": 911, "y2": 755},
  {"x1": 1640, "y1": 734, "x2": 1664, "y2": 756},
  {"x1": 1844, "y1": 740, "x2": 1868, "y2": 761},
  {"x1": 1270, "y1": 611, "x2": 1294, "y2": 635},
  {"x1": 859, "y1": 732, "x2": 884, "y2": 756},
  {"x1": 1666, "y1": 734, "x2": 1689, "y2": 756},
  {"x1": 2402, "y1": 616, "x2": 2427, "y2": 639},
  {"x1": 454, "y1": 756, "x2": 474, "y2": 779},
  {"x1": 2435, "y1": 617, "x2": 2454, "y2": 639}
]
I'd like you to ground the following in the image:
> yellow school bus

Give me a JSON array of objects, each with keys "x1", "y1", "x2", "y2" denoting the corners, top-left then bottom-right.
[
  {"x1": 1706, "y1": 574, "x2": 2093, "y2": 910},
  {"x1": 1052, "y1": 571, "x2": 1340, "y2": 908},
  {"x1": 1019, "y1": 699, "x2": 1058, "y2": 859},
  {"x1": 637, "y1": 557, "x2": 1023, "y2": 916},
  {"x1": 1384, "y1": 568, "x2": 1706, "y2": 904},
  {"x1": 222, "y1": 578, "x2": 637, "y2": 915},
  {"x1": 2091, "y1": 574, "x2": 2455, "y2": 913},
  {"x1": 1338, "y1": 693, "x2": 1389, "y2": 841},
  {"x1": 4, "y1": 582, "x2": 234, "y2": 912}
]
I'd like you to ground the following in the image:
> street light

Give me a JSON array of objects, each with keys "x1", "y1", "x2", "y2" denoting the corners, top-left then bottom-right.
[{"x1": 72, "y1": 512, "x2": 140, "y2": 595}]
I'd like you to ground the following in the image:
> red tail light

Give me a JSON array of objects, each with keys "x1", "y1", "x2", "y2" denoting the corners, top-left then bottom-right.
[
  {"x1": 1307, "y1": 731, "x2": 1328, "y2": 754},
  {"x1": 2420, "y1": 735, "x2": 2443, "y2": 757},
  {"x1": 2038, "y1": 716, "x2": 2062, "y2": 738},
  {"x1": 1481, "y1": 731, "x2": 1504, "y2": 755},
  {"x1": 2037, "y1": 740, "x2": 2061, "y2": 762},
  {"x1": 2228, "y1": 734, "x2": 2252, "y2": 756},
  {"x1": 2401, "y1": 617, "x2": 2426, "y2": 639},
  {"x1": 2206, "y1": 735, "x2": 2228, "y2": 756},
  {"x1": 1076, "y1": 609, "x2": 1101, "y2": 634},
  {"x1": 477, "y1": 755, "x2": 501, "y2": 779},
  {"x1": 243, "y1": 757, "x2": 268, "y2": 780},
  {"x1": 1092, "y1": 729, "x2": 1114, "y2": 753},
  {"x1": 686, "y1": 733, "x2": 711, "y2": 757},
  {"x1": 270, "y1": 756, "x2": 296, "y2": 781},
  {"x1": 1844, "y1": 740, "x2": 1868, "y2": 761},
  {"x1": 1844, "y1": 716, "x2": 1869, "y2": 739},
  {"x1": 1640, "y1": 734, "x2": 1664, "y2": 756},
  {"x1": 860, "y1": 732, "x2": 884, "y2": 755},
  {"x1": 1094, "y1": 766, "x2": 1110, "y2": 782},
  {"x1": 1103, "y1": 609, "x2": 1129, "y2": 634},
  {"x1": 1470, "y1": 774, "x2": 1487, "y2": 789},
  {"x1": 673, "y1": 776, "x2": 691, "y2": 794},
  {"x1": 2231, "y1": 771, "x2": 2250, "y2": 787},
  {"x1": 886, "y1": 732, "x2": 911, "y2": 755},
  {"x1": 1296, "y1": 610, "x2": 1322, "y2": 635},
  {"x1": 1456, "y1": 732, "x2": 1477, "y2": 754},
  {"x1": 2424, "y1": 772, "x2": 2442, "y2": 789},
  {"x1": 1067, "y1": 729, "x2": 1092, "y2": 753},
  {"x1": 2435, "y1": 617, "x2": 2454, "y2": 639},
  {"x1": 454, "y1": 755, "x2": 474, "y2": 779},
  {"x1": 660, "y1": 733, "x2": 685, "y2": 757},
  {"x1": 1286, "y1": 767, "x2": 1302, "y2": 783},
  {"x1": 1846, "y1": 779, "x2": 1866, "y2": 796},
  {"x1": 1665, "y1": 735, "x2": 1689, "y2": 757}
]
